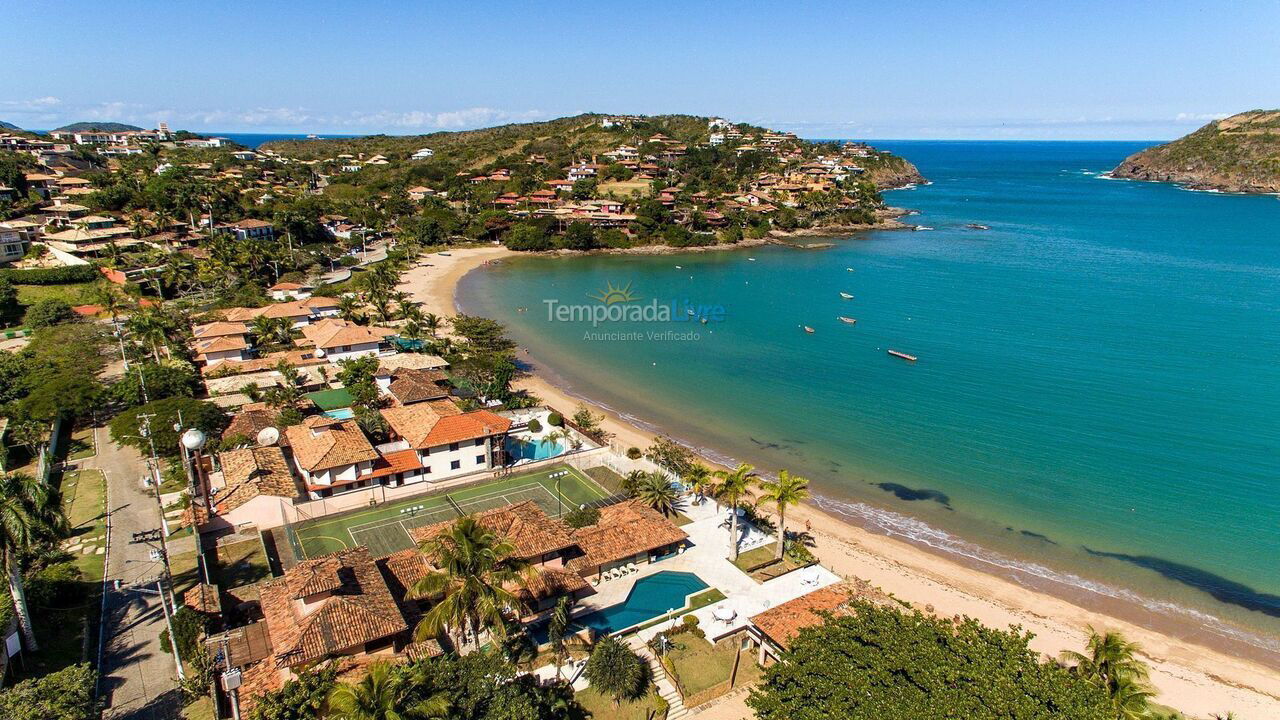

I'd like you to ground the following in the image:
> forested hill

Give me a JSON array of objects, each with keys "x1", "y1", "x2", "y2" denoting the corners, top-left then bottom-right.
[
  {"x1": 262, "y1": 113, "x2": 923, "y2": 190},
  {"x1": 1110, "y1": 110, "x2": 1280, "y2": 194}
]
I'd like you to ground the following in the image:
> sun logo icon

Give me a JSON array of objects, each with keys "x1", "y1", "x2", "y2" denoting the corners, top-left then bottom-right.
[{"x1": 588, "y1": 280, "x2": 639, "y2": 305}]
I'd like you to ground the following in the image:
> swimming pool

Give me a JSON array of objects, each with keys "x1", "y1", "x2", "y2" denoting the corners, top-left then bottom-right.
[
  {"x1": 505, "y1": 434, "x2": 566, "y2": 461},
  {"x1": 322, "y1": 408, "x2": 355, "y2": 420},
  {"x1": 531, "y1": 571, "x2": 709, "y2": 643}
]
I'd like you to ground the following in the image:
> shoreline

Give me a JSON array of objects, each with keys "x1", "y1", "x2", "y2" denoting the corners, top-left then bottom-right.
[{"x1": 399, "y1": 245, "x2": 1280, "y2": 718}]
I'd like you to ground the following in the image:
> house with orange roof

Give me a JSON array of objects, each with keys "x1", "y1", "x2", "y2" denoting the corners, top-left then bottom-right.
[
  {"x1": 298, "y1": 318, "x2": 397, "y2": 363},
  {"x1": 378, "y1": 404, "x2": 512, "y2": 486},
  {"x1": 284, "y1": 416, "x2": 381, "y2": 498}
]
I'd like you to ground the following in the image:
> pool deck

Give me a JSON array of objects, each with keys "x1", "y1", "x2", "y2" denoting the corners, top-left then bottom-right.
[{"x1": 570, "y1": 497, "x2": 841, "y2": 642}]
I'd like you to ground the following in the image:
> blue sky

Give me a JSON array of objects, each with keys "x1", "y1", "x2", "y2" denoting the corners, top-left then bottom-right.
[{"x1": 2, "y1": 0, "x2": 1277, "y2": 140}]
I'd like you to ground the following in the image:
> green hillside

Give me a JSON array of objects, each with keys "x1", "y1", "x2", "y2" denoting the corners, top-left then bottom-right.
[{"x1": 1111, "y1": 110, "x2": 1280, "y2": 193}]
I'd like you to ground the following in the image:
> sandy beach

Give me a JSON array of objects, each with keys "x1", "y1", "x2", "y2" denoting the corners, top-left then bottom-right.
[{"x1": 399, "y1": 245, "x2": 1280, "y2": 719}]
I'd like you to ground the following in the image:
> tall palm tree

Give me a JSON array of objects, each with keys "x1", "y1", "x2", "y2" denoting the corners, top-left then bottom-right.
[
  {"x1": 409, "y1": 516, "x2": 531, "y2": 653},
  {"x1": 0, "y1": 472, "x2": 67, "y2": 651},
  {"x1": 327, "y1": 662, "x2": 449, "y2": 720},
  {"x1": 1062, "y1": 627, "x2": 1153, "y2": 718},
  {"x1": 757, "y1": 470, "x2": 810, "y2": 560},
  {"x1": 711, "y1": 463, "x2": 758, "y2": 560},
  {"x1": 632, "y1": 472, "x2": 681, "y2": 518}
]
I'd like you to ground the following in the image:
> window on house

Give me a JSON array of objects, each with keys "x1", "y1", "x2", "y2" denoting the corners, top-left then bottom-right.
[{"x1": 450, "y1": 460, "x2": 460, "y2": 470}]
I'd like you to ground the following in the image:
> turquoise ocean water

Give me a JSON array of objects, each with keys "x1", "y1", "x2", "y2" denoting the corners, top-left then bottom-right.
[{"x1": 459, "y1": 141, "x2": 1280, "y2": 659}]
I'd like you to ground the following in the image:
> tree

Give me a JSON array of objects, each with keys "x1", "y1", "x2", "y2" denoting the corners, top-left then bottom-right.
[
  {"x1": 645, "y1": 435, "x2": 695, "y2": 477},
  {"x1": 0, "y1": 663, "x2": 99, "y2": 720},
  {"x1": 109, "y1": 396, "x2": 227, "y2": 460},
  {"x1": 584, "y1": 636, "x2": 648, "y2": 707},
  {"x1": 23, "y1": 298, "x2": 74, "y2": 329},
  {"x1": 0, "y1": 472, "x2": 67, "y2": 651},
  {"x1": 409, "y1": 516, "x2": 531, "y2": 652},
  {"x1": 560, "y1": 221, "x2": 596, "y2": 251},
  {"x1": 749, "y1": 604, "x2": 1112, "y2": 720},
  {"x1": 327, "y1": 662, "x2": 449, "y2": 720},
  {"x1": 757, "y1": 470, "x2": 810, "y2": 560},
  {"x1": 631, "y1": 472, "x2": 682, "y2": 518},
  {"x1": 248, "y1": 664, "x2": 338, "y2": 720},
  {"x1": 1061, "y1": 628, "x2": 1155, "y2": 719},
  {"x1": 711, "y1": 463, "x2": 758, "y2": 560},
  {"x1": 684, "y1": 463, "x2": 713, "y2": 506},
  {"x1": 0, "y1": 277, "x2": 19, "y2": 322}
]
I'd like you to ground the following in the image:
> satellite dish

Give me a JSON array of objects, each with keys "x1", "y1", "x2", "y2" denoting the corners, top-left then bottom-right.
[{"x1": 256, "y1": 427, "x2": 280, "y2": 446}]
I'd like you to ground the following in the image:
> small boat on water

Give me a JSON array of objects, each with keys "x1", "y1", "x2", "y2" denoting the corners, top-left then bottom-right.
[
  {"x1": 838, "y1": 316, "x2": 857, "y2": 324},
  {"x1": 839, "y1": 292, "x2": 854, "y2": 299},
  {"x1": 802, "y1": 325, "x2": 815, "y2": 334},
  {"x1": 887, "y1": 349, "x2": 917, "y2": 362}
]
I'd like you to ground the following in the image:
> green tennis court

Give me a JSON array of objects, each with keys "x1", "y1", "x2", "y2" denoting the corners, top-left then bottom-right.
[{"x1": 290, "y1": 464, "x2": 611, "y2": 559}]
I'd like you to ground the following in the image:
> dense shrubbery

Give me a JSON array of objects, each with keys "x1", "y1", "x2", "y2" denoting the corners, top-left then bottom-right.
[
  {"x1": 748, "y1": 601, "x2": 1114, "y2": 720},
  {"x1": 0, "y1": 265, "x2": 99, "y2": 285}
]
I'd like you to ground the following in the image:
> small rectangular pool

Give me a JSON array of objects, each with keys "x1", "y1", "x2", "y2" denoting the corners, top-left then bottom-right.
[{"x1": 530, "y1": 571, "x2": 709, "y2": 643}]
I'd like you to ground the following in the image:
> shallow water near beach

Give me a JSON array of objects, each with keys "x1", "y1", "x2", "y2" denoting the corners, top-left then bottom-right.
[{"x1": 459, "y1": 141, "x2": 1280, "y2": 660}]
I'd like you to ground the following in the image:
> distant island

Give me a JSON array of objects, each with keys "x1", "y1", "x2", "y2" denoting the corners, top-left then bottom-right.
[
  {"x1": 1111, "y1": 109, "x2": 1280, "y2": 194},
  {"x1": 50, "y1": 121, "x2": 145, "y2": 133}
]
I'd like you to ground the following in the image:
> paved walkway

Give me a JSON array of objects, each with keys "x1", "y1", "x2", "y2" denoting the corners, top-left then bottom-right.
[{"x1": 82, "y1": 427, "x2": 183, "y2": 720}]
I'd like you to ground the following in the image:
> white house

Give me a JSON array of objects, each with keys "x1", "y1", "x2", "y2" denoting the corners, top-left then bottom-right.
[
  {"x1": 284, "y1": 417, "x2": 380, "y2": 498},
  {"x1": 378, "y1": 404, "x2": 512, "y2": 486},
  {"x1": 299, "y1": 318, "x2": 397, "y2": 363}
]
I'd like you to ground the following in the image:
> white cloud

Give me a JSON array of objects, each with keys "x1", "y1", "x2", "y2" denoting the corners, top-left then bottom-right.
[{"x1": 1174, "y1": 112, "x2": 1230, "y2": 122}]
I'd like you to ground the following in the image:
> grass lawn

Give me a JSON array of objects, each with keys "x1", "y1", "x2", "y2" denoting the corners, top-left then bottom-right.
[
  {"x1": 293, "y1": 464, "x2": 611, "y2": 558},
  {"x1": 213, "y1": 538, "x2": 273, "y2": 588},
  {"x1": 731, "y1": 544, "x2": 809, "y2": 581},
  {"x1": 67, "y1": 426, "x2": 96, "y2": 460},
  {"x1": 598, "y1": 180, "x2": 652, "y2": 198},
  {"x1": 181, "y1": 697, "x2": 216, "y2": 720},
  {"x1": 15, "y1": 282, "x2": 95, "y2": 306},
  {"x1": 575, "y1": 686, "x2": 667, "y2": 720},
  {"x1": 13, "y1": 469, "x2": 108, "y2": 682}
]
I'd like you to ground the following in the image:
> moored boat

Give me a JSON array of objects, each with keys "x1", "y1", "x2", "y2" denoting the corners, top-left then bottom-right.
[{"x1": 888, "y1": 349, "x2": 917, "y2": 361}]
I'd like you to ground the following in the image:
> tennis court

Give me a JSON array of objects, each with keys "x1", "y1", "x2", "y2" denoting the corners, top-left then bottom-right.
[{"x1": 289, "y1": 464, "x2": 611, "y2": 559}]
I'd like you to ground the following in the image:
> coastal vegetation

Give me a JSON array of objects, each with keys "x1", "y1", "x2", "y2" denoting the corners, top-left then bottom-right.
[{"x1": 1112, "y1": 109, "x2": 1280, "y2": 193}]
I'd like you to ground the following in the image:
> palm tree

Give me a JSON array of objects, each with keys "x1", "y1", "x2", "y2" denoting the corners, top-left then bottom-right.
[
  {"x1": 632, "y1": 472, "x2": 681, "y2": 518},
  {"x1": 409, "y1": 516, "x2": 531, "y2": 653},
  {"x1": 684, "y1": 463, "x2": 713, "y2": 506},
  {"x1": 0, "y1": 472, "x2": 68, "y2": 651},
  {"x1": 1062, "y1": 627, "x2": 1153, "y2": 718},
  {"x1": 423, "y1": 313, "x2": 442, "y2": 338},
  {"x1": 327, "y1": 662, "x2": 449, "y2": 720},
  {"x1": 757, "y1": 470, "x2": 810, "y2": 560},
  {"x1": 337, "y1": 294, "x2": 362, "y2": 323},
  {"x1": 711, "y1": 463, "x2": 759, "y2": 561},
  {"x1": 546, "y1": 596, "x2": 594, "y2": 681}
]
